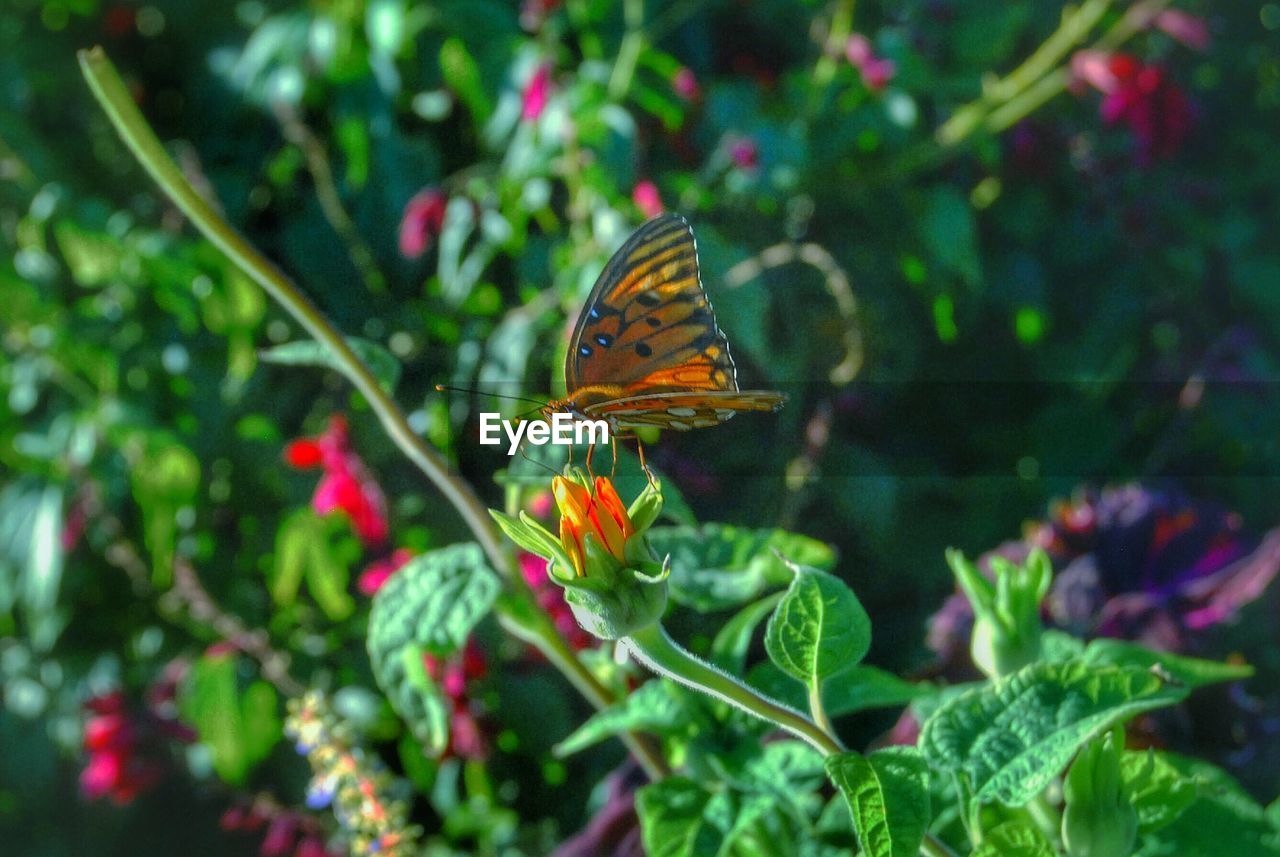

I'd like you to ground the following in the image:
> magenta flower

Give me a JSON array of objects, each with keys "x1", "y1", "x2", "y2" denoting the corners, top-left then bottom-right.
[
  {"x1": 521, "y1": 63, "x2": 552, "y2": 122},
  {"x1": 672, "y1": 67, "x2": 699, "y2": 100},
  {"x1": 398, "y1": 187, "x2": 447, "y2": 259},
  {"x1": 423, "y1": 639, "x2": 489, "y2": 760},
  {"x1": 520, "y1": 551, "x2": 595, "y2": 650},
  {"x1": 632, "y1": 180, "x2": 663, "y2": 219},
  {"x1": 845, "y1": 33, "x2": 896, "y2": 91},
  {"x1": 729, "y1": 137, "x2": 758, "y2": 170},
  {"x1": 284, "y1": 415, "x2": 389, "y2": 548},
  {"x1": 1072, "y1": 52, "x2": 1193, "y2": 164},
  {"x1": 358, "y1": 547, "x2": 414, "y2": 596},
  {"x1": 80, "y1": 691, "x2": 171, "y2": 805}
]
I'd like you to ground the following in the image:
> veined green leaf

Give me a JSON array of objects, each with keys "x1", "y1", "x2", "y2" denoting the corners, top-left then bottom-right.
[
  {"x1": 366, "y1": 543, "x2": 499, "y2": 755},
  {"x1": 261, "y1": 336, "x2": 401, "y2": 393},
  {"x1": 825, "y1": 747, "x2": 929, "y2": 857},
  {"x1": 765, "y1": 564, "x2": 871, "y2": 689},
  {"x1": 646, "y1": 523, "x2": 835, "y2": 611},
  {"x1": 1082, "y1": 638, "x2": 1253, "y2": 688},
  {"x1": 970, "y1": 821, "x2": 1054, "y2": 857},
  {"x1": 919, "y1": 661, "x2": 1187, "y2": 806},
  {"x1": 554, "y1": 679, "x2": 696, "y2": 757},
  {"x1": 637, "y1": 777, "x2": 720, "y2": 857},
  {"x1": 749, "y1": 662, "x2": 927, "y2": 718},
  {"x1": 1121, "y1": 750, "x2": 1197, "y2": 835},
  {"x1": 1136, "y1": 753, "x2": 1280, "y2": 856}
]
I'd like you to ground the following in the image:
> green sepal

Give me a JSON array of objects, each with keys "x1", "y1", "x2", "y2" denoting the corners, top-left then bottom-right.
[
  {"x1": 627, "y1": 479, "x2": 664, "y2": 533},
  {"x1": 562, "y1": 532, "x2": 668, "y2": 640},
  {"x1": 1062, "y1": 728, "x2": 1138, "y2": 857}
]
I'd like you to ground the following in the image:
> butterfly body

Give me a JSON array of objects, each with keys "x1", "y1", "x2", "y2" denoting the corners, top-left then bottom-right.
[{"x1": 542, "y1": 213, "x2": 785, "y2": 434}]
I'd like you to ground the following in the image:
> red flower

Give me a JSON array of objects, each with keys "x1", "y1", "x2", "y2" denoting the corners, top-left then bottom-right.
[
  {"x1": 632, "y1": 180, "x2": 664, "y2": 219},
  {"x1": 285, "y1": 415, "x2": 389, "y2": 548},
  {"x1": 398, "y1": 187, "x2": 447, "y2": 259},
  {"x1": 1072, "y1": 52, "x2": 1192, "y2": 165},
  {"x1": 358, "y1": 547, "x2": 414, "y2": 596},
  {"x1": 79, "y1": 691, "x2": 166, "y2": 804},
  {"x1": 521, "y1": 63, "x2": 552, "y2": 122}
]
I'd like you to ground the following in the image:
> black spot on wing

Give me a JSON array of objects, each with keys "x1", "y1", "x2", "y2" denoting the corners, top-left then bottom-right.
[{"x1": 635, "y1": 343, "x2": 653, "y2": 358}]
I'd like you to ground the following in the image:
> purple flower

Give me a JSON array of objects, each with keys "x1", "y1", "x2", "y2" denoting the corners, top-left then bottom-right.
[{"x1": 552, "y1": 763, "x2": 646, "y2": 857}]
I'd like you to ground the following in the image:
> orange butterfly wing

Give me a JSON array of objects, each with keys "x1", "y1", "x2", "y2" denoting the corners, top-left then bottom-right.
[{"x1": 564, "y1": 213, "x2": 784, "y2": 430}]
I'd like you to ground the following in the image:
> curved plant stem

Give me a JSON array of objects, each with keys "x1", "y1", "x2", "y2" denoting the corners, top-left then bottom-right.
[
  {"x1": 624, "y1": 623, "x2": 843, "y2": 755},
  {"x1": 626, "y1": 623, "x2": 961, "y2": 857},
  {"x1": 77, "y1": 46, "x2": 668, "y2": 782}
]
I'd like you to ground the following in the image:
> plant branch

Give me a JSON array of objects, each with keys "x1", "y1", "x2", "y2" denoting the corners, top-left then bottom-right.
[
  {"x1": 78, "y1": 46, "x2": 668, "y2": 782},
  {"x1": 624, "y1": 623, "x2": 843, "y2": 755}
]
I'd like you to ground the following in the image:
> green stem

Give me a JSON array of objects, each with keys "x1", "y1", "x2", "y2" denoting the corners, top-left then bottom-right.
[
  {"x1": 807, "y1": 680, "x2": 836, "y2": 739},
  {"x1": 77, "y1": 46, "x2": 669, "y2": 782},
  {"x1": 1027, "y1": 793, "x2": 1064, "y2": 849},
  {"x1": 607, "y1": 0, "x2": 645, "y2": 100},
  {"x1": 919, "y1": 834, "x2": 962, "y2": 857},
  {"x1": 624, "y1": 623, "x2": 843, "y2": 755}
]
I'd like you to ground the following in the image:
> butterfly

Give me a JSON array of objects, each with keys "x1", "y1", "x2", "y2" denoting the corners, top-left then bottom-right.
[{"x1": 542, "y1": 213, "x2": 785, "y2": 434}]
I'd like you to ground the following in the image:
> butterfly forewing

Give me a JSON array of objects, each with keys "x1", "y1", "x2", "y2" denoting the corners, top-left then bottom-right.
[{"x1": 567, "y1": 214, "x2": 737, "y2": 397}]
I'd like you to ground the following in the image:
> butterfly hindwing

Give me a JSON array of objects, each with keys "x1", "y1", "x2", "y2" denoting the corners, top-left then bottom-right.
[
  {"x1": 567, "y1": 214, "x2": 737, "y2": 397},
  {"x1": 584, "y1": 390, "x2": 786, "y2": 430}
]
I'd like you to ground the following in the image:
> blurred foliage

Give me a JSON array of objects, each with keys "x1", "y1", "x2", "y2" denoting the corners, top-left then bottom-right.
[{"x1": 2, "y1": 0, "x2": 1280, "y2": 854}]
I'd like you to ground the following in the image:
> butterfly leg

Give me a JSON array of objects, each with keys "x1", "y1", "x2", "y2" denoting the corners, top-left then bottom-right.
[
  {"x1": 636, "y1": 438, "x2": 658, "y2": 487},
  {"x1": 585, "y1": 440, "x2": 596, "y2": 479},
  {"x1": 610, "y1": 435, "x2": 619, "y2": 479}
]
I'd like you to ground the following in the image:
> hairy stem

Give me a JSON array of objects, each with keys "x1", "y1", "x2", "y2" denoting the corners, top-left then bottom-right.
[
  {"x1": 624, "y1": 623, "x2": 844, "y2": 755},
  {"x1": 78, "y1": 46, "x2": 669, "y2": 781}
]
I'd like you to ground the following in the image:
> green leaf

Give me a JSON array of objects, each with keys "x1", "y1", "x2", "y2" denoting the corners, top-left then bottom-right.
[
  {"x1": 440, "y1": 37, "x2": 492, "y2": 123},
  {"x1": 765, "y1": 564, "x2": 871, "y2": 690},
  {"x1": 554, "y1": 680, "x2": 696, "y2": 757},
  {"x1": 1121, "y1": 750, "x2": 1197, "y2": 835},
  {"x1": 646, "y1": 524, "x2": 835, "y2": 611},
  {"x1": 260, "y1": 336, "x2": 401, "y2": 393},
  {"x1": 130, "y1": 440, "x2": 200, "y2": 588},
  {"x1": 749, "y1": 662, "x2": 927, "y2": 718},
  {"x1": 1137, "y1": 755, "x2": 1280, "y2": 856},
  {"x1": 1082, "y1": 638, "x2": 1253, "y2": 688},
  {"x1": 637, "y1": 777, "x2": 719, "y2": 857},
  {"x1": 366, "y1": 543, "x2": 500, "y2": 755},
  {"x1": 182, "y1": 654, "x2": 280, "y2": 785},
  {"x1": 970, "y1": 821, "x2": 1055, "y2": 857},
  {"x1": 919, "y1": 185, "x2": 982, "y2": 288},
  {"x1": 268, "y1": 509, "x2": 358, "y2": 620},
  {"x1": 825, "y1": 748, "x2": 930, "y2": 857},
  {"x1": 710, "y1": 592, "x2": 784, "y2": 673},
  {"x1": 919, "y1": 661, "x2": 1187, "y2": 806}
]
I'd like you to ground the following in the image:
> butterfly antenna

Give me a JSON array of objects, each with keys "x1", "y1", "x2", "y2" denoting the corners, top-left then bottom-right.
[
  {"x1": 435, "y1": 384, "x2": 549, "y2": 408},
  {"x1": 516, "y1": 443, "x2": 559, "y2": 478}
]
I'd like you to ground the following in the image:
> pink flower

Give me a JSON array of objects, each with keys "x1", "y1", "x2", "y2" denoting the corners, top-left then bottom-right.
[
  {"x1": 527, "y1": 489, "x2": 554, "y2": 519},
  {"x1": 729, "y1": 137, "x2": 758, "y2": 170},
  {"x1": 423, "y1": 639, "x2": 489, "y2": 760},
  {"x1": 358, "y1": 547, "x2": 414, "y2": 596},
  {"x1": 521, "y1": 63, "x2": 552, "y2": 122},
  {"x1": 285, "y1": 415, "x2": 389, "y2": 548},
  {"x1": 672, "y1": 67, "x2": 699, "y2": 100},
  {"x1": 398, "y1": 187, "x2": 447, "y2": 259},
  {"x1": 845, "y1": 33, "x2": 896, "y2": 91},
  {"x1": 1152, "y1": 9, "x2": 1210, "y2": 51},
  {"x1": 1070, "y1": 50, "x2": 1122, "y2": 94},
  {"x1": 632, "y1": 180, "x2": 663, "y2": 219}
]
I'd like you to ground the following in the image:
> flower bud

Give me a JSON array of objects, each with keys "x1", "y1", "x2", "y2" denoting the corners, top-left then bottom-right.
[
  {"x1": 947, "y1": 548, "x2": 1051, "y2": 679},
  {"x1": 492, "y1": 470, "x2": 668, "y2": 639},
  {"x1": 1062, "y1": 729, "x2": 1138, "y2": 857}
]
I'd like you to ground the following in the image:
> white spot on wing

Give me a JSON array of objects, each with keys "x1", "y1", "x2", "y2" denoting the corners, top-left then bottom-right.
[
  {"x1": 667, "y1": 420, "x2": 690, "y2": 430},
  {"x1": 667, "y1": 407, "x2": 697, "y2": 417}
]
